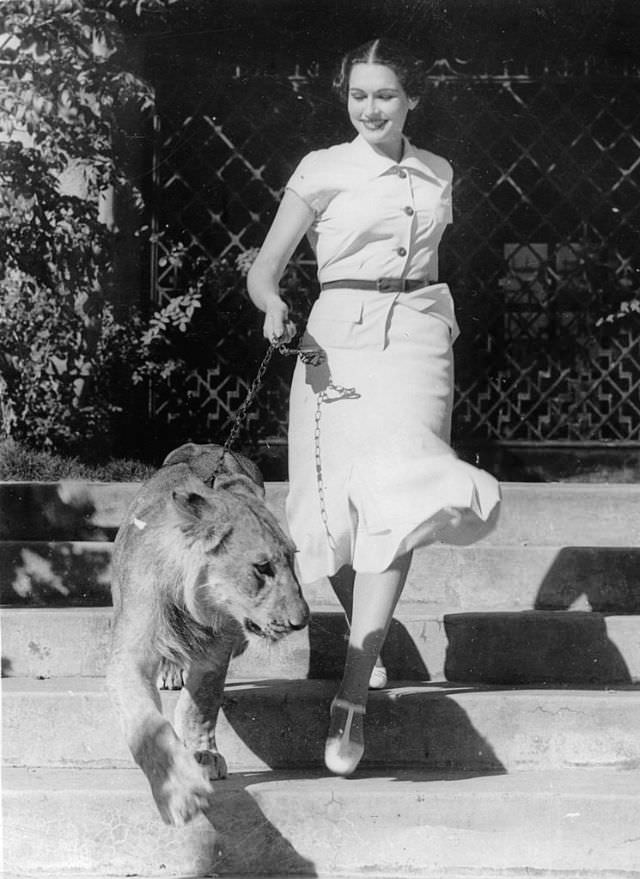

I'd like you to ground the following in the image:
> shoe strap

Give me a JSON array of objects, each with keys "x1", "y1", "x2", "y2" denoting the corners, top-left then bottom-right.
[{"x1": 332, "y1": 697, "x2": 366, "y2": 716}]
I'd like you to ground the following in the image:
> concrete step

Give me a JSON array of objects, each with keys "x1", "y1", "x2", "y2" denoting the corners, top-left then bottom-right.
[
  {"x1": 0, "y1": 481, "x2": 139, "y2": 541},
  {"x1": 4, "y1": 766, "x2": 640, "y2": 876},
  {"x1": 2, "y1": 480, "x2": 640, "y2": 545},
  {"x1": 4, "y1": 539, "x2": 640, "y2": 613},
  {"x1": 444, "y1": 611, "x2": 640, "y2": 684},
  {"x1": 3, "y1": 607, "x2": 640, "y2": 686},
  {"x1": 0, "y1": 606, "x2": 441, "y2": 681},
  {"x1": 5, "y1": 678, "x2": 640, "y2": 772}
]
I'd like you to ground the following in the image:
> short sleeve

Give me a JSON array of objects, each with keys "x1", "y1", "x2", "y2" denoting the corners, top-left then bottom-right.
[{"x1": 286, "y1": 151, "x2": 337, "y2": 216}]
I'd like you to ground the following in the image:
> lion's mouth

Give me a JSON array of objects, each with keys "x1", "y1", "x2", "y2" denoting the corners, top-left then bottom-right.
[
  {"x1": 244, "y1": 618, "x2": 266, "y2": 637},
  {"x1": 244, "y1": 617, "x2": 291, "y2": 642}
]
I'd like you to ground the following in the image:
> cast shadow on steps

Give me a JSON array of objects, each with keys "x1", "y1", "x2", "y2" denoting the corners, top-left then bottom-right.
[
  {"x1": 443, "y1": 546, "x2": 640, "y2": 685},
  {"x1": 222, "y1": 626, "x2": 505, "y2": 778},
  {"x1": 534, "y1": 546, "x2": 640, "y2": 614},
  {"x1": 195, "y1": 774, "x2": 319, "y2": 877}
]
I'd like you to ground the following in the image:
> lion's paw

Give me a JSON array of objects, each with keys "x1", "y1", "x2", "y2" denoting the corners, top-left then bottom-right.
[
  {"x1": 151, "y1": 749, "x2": 215, "y2": 826},
  {"x1": 195, "y1": 748, "x2": 228, "y2": 780}
]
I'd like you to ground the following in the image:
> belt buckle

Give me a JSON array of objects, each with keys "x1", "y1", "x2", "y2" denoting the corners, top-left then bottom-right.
[{"x1": 376, "y1": 278, "x2": 405, "y2": 293}]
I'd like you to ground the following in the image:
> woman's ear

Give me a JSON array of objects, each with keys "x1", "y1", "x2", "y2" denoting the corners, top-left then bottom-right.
[{"x1": 408, "y1": 97, "x2": 420, "y2": 110}]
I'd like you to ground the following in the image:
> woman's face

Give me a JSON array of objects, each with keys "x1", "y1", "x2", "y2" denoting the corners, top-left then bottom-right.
[{"x1": 347, "y1": 62, "x2": 418, "y2": 160}]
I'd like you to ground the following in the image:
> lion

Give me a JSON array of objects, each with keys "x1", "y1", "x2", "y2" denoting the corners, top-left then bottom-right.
[{"x1": 106, "y1": 443, "x2": 309, "y2": 826}]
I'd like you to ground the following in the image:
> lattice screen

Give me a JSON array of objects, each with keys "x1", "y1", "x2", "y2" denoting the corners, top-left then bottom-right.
[{"x1": 148, "y1": 61, "x2": 640, "y2": 452}]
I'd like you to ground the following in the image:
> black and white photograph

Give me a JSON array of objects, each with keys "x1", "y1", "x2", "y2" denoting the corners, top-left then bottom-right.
[{"x1": 1, "y1": 0, "x2": 640, "y2": 876}]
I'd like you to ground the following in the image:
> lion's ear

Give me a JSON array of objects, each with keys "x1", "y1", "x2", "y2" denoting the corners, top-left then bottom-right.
[
  {"x1": 171, "y1": 490, "x2": 232, "y2": 549},
  {"x1": 171, "y1": 489, "x2": 212, "y2": 521}
]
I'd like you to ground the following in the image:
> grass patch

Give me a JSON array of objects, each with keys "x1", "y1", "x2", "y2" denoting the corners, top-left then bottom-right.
[{"x1": 0, "y1": 439, "x2": 156, "y2": 482}]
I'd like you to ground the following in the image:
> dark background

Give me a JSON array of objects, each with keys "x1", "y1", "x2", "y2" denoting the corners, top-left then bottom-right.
[{"x1": 125, "y1": 0, "x2": 639, "y2": 73}]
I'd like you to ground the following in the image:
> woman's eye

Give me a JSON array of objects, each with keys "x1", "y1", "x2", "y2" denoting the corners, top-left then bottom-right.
[{"x1": 255, "y1": 561, "x2": 274, "y2": 578}]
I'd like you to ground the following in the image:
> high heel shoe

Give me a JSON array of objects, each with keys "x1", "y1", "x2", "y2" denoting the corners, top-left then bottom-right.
[{"x1": 324, "y1": 697, "x2": 366, "y2": 776}]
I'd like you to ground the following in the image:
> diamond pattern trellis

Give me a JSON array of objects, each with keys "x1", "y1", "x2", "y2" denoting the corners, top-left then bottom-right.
[{"x1": 148, "y1": 62, "x2": 640, "y2": 454}]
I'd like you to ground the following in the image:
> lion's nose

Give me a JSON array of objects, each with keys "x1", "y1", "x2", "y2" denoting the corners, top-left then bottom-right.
[{"x1": 288, "y1": 599, "x2": 310, "y2": 631}]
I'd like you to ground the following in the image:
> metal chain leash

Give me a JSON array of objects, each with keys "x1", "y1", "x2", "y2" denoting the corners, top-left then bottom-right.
[
  {"x1": 219, "y1": 343, "x2": 278, "y2": 460},
  {"x1": 211, "y1": 341, "x2": 326, "y2": 482},
  {"x1": 313, "y1": 381, "x2": 359, "y2": 549},
  {"x1": 313, "y1": 389, "x2": 334, "y2": 548},
  {"x1": 215, "y1": 339, "x2": 359, "y2": 553}
]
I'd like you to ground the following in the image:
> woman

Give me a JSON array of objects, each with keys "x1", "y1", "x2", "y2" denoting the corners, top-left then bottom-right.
[{"x1": 247, "y1": 38, "x2": 500, "y2": 777}]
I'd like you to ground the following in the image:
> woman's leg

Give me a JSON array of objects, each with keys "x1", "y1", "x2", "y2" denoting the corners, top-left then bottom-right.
[
  {"x1": 329, "y1": 565, "x2": 388, "y2": 683},
  {"x1": 329, "y1": 564, "x2": 355, "y2": 620},
  {"x1": 325, "y1": 551, "x2": 412, "y2": 774},
  {"x1": 335, "y1": 552, "x2": 412, "y2": 705}
]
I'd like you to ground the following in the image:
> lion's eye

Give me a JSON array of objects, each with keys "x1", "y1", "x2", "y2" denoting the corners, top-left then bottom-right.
[{"x1": 254, "y1": 561, "x2": 274, "y2": 578}]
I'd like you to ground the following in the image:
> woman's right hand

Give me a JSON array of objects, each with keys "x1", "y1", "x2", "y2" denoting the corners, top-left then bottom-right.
[{"x1": 263, "y1": 295, "x2": 296, "y2": 345}]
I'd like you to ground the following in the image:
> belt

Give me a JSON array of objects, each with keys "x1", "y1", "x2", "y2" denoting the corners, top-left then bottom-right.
[{"x1": 320, "y1": 278, "x2": 432, "y2": 293}]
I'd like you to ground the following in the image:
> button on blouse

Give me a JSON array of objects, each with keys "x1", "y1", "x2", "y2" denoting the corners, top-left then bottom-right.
[{"x1": 286, "y1": 135, "x2": 453, "y2": 284}]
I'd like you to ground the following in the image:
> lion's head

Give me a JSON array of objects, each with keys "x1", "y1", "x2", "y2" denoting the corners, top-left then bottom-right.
[{"x1": 131, "y1": 467, "x2": 309, "y2": 665}]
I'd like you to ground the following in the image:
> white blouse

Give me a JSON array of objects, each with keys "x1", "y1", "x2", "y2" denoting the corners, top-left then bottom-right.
[{"x1": 286, "y1": 134, "x2": 453, "y2": 285}]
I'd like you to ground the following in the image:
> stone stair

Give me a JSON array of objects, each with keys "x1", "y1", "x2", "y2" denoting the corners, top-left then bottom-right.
[{"x1": 2, "y1": 480, "x2": 640, "y2": 878}]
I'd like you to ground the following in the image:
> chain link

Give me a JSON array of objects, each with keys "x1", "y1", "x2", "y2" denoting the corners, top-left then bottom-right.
[
  {"x1": 313, "y1": 381, "x2": 359, "y2": 549},
  {"x1": 278, "y1": 343, "x2": 326, "y2": 367},
  {"x1": 314, "y1": 389, "x2": 334, "y2": 549}
]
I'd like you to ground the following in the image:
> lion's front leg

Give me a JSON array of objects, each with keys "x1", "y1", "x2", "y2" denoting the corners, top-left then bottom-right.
[
  {"x1": 135, "y1": 715, "x2": 216, "y2": 825},
  {"x1": 174, "y1": 649, "x2": 233, "y2": 783},
  {"x1": 107, "y1": 619, "x2": 215, "y2": 826}
]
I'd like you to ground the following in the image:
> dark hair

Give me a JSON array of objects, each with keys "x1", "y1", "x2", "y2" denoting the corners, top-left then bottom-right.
[{"x1": 333, "y1": 39, "x2": 427, "y2": 104}]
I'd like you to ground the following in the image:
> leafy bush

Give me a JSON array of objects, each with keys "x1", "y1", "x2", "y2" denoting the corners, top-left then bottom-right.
[
  {"x1": 0, "y1": 0, "x2": 158, "y2": 184},
  {"x1": 0, "y1": 1, "x2": 179, "y2": 458},
  {"x1": 0, "y1": 255, "x2": 206, "y2": 457},
  {"x1": 0, "y1": 138, "x2": 121, "y2": 454}
]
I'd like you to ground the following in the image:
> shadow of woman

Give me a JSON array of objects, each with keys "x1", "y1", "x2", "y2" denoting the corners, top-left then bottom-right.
[
  {"x1": 174, "y1": 627, "x2": 508, "y2": 875},
  {"x1": 221, "y1": 669, "x2": 506, "y2": 776}
]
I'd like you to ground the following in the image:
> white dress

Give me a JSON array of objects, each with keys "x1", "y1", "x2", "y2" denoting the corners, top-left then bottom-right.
[{"x1": 285, "y1": 135, "x2": 501, "y2": 583}]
